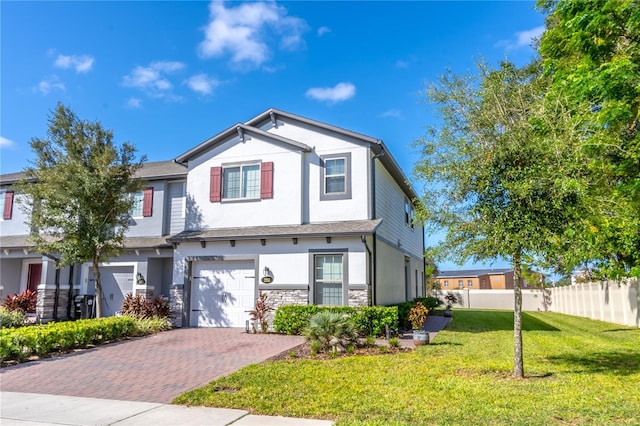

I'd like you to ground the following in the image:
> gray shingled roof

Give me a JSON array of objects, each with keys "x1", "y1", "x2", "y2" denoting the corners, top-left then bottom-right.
[
  {"x1": 133, "y1": 160, "x2": 187, "y2": 180},
  {"x1": 168, "y1": 219, "x2": 382, "y2": 242},
  {"x1": 437, "y1": 268, "x2": 513, "y2": 278},
  {"x1": 0, "y1": 235, "x2": 171, "y2": 249},
  {"x1": 0, "y1": 161, "x2": 186, "y2": 185}
]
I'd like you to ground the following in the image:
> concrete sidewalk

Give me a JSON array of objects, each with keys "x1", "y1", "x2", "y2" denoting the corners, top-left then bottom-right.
[{"x1": 0, "y1": 392, "x2": 333, "y2": 426}]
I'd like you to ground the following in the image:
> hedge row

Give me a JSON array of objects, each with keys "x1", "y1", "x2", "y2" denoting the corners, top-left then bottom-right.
[
  {"x1": 273, "y1": 305, "x2": 398, "y2": 336},
  {"x1": 0, "y1": 316, "x2": 164, "y2": 363}
]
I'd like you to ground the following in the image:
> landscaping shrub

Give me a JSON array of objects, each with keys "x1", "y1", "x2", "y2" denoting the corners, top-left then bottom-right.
[
  {"x1": 2, "y1": 290, "x2": 37, "y2": 314},
  {"x1": 273, "y1": 305, "x2": 398, "y2": 336},
  {"x1": 394, "y1": 296, "x2": 441, "y2": 331},
  {"x1": 248, "y1": 291, "x2": 274, "y2": 333},
  {"x1": 0, "y1": 316, "x2": 169, "y2": 364},
  {"x1": 0, "y1": 307, "x2": 27, "y2": 328},
  {"x1": 303, "y1": 311, "x2": 358, "y2": 353},
  {"x1": 121, "y1": 293, "x2": 170, "y2": 319}
]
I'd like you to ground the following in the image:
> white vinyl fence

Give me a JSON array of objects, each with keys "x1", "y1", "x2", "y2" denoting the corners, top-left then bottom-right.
[
  {"x1": 433, "y1": 279, "x2": 639, "y2": 328},
  {"x1": 547, "y1": 280, "x2": 639, "y2": 327}
]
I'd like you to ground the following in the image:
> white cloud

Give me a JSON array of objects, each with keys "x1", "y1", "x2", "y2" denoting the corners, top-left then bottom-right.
[
  {"x1": 198, "y1": 1, "x2": 308, "y2": 68},
  {"x1": 380, "y1": 109, "x2": 403, "y2": 119},
  {"x1": 186, "y1": 73, "x2": 220, "y2": 95},
  {"x1": 306, "y1": 82, "x2": 356, "y2": 103},
  {"x1": 54, "y1": 54, "x2": 95, "y2": 73},
  {"x1": 496, "y1": 25, "x2": 545, "y2": 50},
  {"x1": 122, "y1": 61, "x2": 185, "y2": 98},
  {"x1": 0, "y1": 136, "x2": 15, "y2": 148},
  {"x1": 317, "y1": 26, "x2": 331, "y2": 36},
  {"x1": 395, "y1": 60, "x2": 409, "y2": 69},
  {"x1": 34, "y1": 76, "x2": 65, "y2": 94},
  {"x1": 126, "y1": 97, "x2": 143, "y2": 109}
]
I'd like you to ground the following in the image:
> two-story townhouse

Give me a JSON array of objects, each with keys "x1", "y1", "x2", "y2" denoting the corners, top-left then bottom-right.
[
  {"x1": 436, "y1": 269, "x2": 516, "y2": 290},
  {"x1": 0, "y1": 161, "x2": 187, "y2": 320},
  {"x1": 167, "y1": 109, "x2": 425, "y2": 328}
]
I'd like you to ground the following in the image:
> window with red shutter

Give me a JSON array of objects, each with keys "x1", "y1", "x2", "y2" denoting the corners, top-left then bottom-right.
[
  {"x1": 260, "y1": 162, "x2": 273, "y2": 199},
  {"x1": 142, "y1": 187, "x2": 153, "y2": 217},
  {"x1": 210, "y1": 167, "x2": 222, "y2": 202}
]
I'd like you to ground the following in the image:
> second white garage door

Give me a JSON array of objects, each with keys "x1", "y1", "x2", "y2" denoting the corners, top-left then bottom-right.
[{"x1": 190, "y1": 260, "x2": 256, "y2": 327}]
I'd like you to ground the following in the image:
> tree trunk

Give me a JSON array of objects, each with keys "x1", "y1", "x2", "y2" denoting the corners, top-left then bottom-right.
[
  {"x1": 513, "y1": 249, "x2": 524, "y2": 378},
  {"x1": 92, "y1": 256, "x2": 102, "y2": 318}
]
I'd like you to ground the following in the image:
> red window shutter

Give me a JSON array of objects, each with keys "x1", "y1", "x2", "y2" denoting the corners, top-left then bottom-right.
[
  {"x1": 142, "y1": 187, "x2": 153, "y2": 217},
  {"x1": 3, "y1": 191, "x2": 14, "y2": 220},
  {"x1": 260, "y1": 162, "x2": 273, "y2": 199},
  {"x1": 210, "y1": 167, "x2": 222, "y2": 202}
]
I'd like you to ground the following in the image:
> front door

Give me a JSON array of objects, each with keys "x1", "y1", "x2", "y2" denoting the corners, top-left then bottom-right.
[
  {"x1": 26, "y1": 263, "x2": 42, "y2": 312},
  {"x1": 190, "y1": 260, "x2": 255, "y2": 327},
  {"x1": 90, "y1": 266, "x2": 134, "y2": 317}
]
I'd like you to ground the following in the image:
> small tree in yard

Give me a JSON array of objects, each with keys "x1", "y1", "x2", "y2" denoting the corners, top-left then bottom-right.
[
  {"x1": 414, "y1": 61, "x2": 592, "y2": 378},
  {"x1": 17, "y1": 103, "x2": 144, "y2": 318}
]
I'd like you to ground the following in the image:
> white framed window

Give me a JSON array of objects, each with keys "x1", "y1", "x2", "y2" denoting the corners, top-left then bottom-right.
[
  {"x1": 314, "y1": 254, "x2": 343, "y2": 305},
  {"x1": 130, "y1": 190, "x2": 144, "y2": 217},
  {"x1": 223, "y1": 163, "x2": 260, "y2": 200},
  {"x1": 443, "y1": 280, "x2": 449, "y2": 288},
  {"x1": 458, "y1": 280, "x2": 464, "y2": 288},
  {"x1": 467, "y1": 280, "x2": 473, "y2": 287},
  {"x1": 320, "y1": 153, "x2": 351, "y2": 200},
  {"x1": 405, "y1": 198, "x2": 415, "y2": 228}
]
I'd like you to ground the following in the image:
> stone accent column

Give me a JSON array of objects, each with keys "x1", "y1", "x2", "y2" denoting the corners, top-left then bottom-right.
[
  {"x1": 36, "y1": 283, "x2": 71, "y2": 323},
  {"x1": 170, "y1": 285, "x2": 184, "y2": 328},
  {"x1": 348, "y1": 289, "x2": 369, "y2": 307}
]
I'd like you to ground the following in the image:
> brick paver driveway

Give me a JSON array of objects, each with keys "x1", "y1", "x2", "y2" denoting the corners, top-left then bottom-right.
[{"x1": 0, "y1": 328, "x2": 304, "y2": 403}]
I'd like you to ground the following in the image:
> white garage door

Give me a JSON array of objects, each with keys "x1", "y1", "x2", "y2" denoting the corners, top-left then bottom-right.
[
  {"x1": 190, "y1": 260, "x2": 256, "y2": 327},
  {"x1": 90, "y1": 266, "x2": 134, "y2": 317}
]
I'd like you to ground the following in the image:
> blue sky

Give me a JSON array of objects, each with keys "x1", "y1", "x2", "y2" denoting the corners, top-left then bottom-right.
[{"x1": 1, "y1": 1, "x2": 544, "y2": 270}]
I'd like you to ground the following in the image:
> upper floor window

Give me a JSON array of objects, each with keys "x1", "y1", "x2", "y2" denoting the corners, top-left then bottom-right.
[
  {"x1": 209, "y1": 162, "x2": 273, "y2": 203},
  {"x1": 481, "y1": 279, "x2": 486, "y2": 288},
  {"x1": 467, "y1": 280, "x2": 473, "y2": 287},
  {"x1": 458, "y1": 280, "x2": 464, "y2": 288},
  {"x1": 443, "y1": 280, "x2": 449, "y2": 288},
  {"x1": 223, "y1": 164, "x2": 260, "y2": 199},
  {"x1": 130, "y1": 191, "x2": 144, "y2": 217},
  {"x1": 405, "y1": 198, "x2": 415, "y2": 228},
  {"x1": 320, "y1": 153, "x2": 351, "y2": 201},
  {"x1": 129, "y1": 188, "x2": 153, "y2": 218}
]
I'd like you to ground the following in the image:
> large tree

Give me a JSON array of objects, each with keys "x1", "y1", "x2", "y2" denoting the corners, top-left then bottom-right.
[
  {"x1": 414, "y1": 61, "x2": 589, "y2": 378},
  {"x1": 18, "y1": 103, "x2": 144, "y2": 317},
  {"x1": 538, "y1": 0, "x2": 640, "y2": 277}
]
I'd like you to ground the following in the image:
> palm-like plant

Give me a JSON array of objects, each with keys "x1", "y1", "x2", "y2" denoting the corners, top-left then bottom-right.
[{"x1": 303, "y1": 311, "x2": 358, "y2": 353}]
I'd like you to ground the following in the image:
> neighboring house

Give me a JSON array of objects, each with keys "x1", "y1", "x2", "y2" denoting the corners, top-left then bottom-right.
[
  {"x1": 0, "y1": 161, "x2": 187, "y2": 319},
  {"x1": 0, "y1": 108, "x2": 424, "y2": 327},
  {"x1": 436, "y1": 269, "x2": 515, "y2": 290}
]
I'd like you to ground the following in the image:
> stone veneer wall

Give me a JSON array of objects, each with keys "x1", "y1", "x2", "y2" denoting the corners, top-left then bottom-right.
[
  {"x1": 260, "y1": 289, "x2": 309, "y2": 310},
  {"x1": 36, "y1": 283, "x2": 75, "y2": 322},
  {"x1": 348, "y1": 289, "x2": 369, "y2": 307},
  {"x1": 170, "y1": 285, "x2": 184, "y2": 328}
]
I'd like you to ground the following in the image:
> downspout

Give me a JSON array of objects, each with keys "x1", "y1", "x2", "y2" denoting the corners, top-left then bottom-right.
[
  {"x1": 361, "y1": 235, "x2": 373, "y2": 306},
  {"x1": 370, "y1": 149, "x2": 385, "y2": 306},
  {"x1": 67, "y1": 264, "x2": 74, "y2": 319}
]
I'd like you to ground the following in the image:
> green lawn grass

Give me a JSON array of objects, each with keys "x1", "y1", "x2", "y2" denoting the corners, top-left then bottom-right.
[{"x1": 174, "y1": 310, "x2": 640, "y2": 425}]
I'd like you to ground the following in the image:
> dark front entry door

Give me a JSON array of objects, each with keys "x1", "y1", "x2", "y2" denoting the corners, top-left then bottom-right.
[{"x1": 26, "y1": 263, "x2": 42, "y2": 312}]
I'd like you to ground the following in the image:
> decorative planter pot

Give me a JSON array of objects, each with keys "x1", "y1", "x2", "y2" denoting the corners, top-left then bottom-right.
[{"x1": 412, "y1": 329, "x2": 429, "y2": 346}]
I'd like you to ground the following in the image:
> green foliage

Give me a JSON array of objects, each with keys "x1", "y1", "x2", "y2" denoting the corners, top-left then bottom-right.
[
  {"x1": 537, "y1": 0, "x2": 640, "y2": 277},
  {"x1": 303, "y1": 311, "x2": 358, "y2": 353},
  {"x1": 16, "y1": 103, "x2": 145, "y2": 317},
  {"x1": 0, "y1": 316, "x2": 169, "y2": 363},
  {"x1": 272, "y1": 305, "x2": 398, "y2": 336},
  {"x1": 0, "y1": 307, "x2": 27, "y2": 328},
  {"x1": 121, "y1": 293, "x2": 171, "y2": 319},
  {"x1": 174, "y1": 311, "x2": 640, "y2": 425},
  {"x1": 248, "y1": 291, "x2": 274, "y2": 333},
  {"x1": 2, "y1": 290, "x2": 37, "y2": 314},
  {"x1": 132, "y1": 316, "x2": 172, "y2": 334},
  {"x1": 408, "y1": 301, "x2": 429, "y2": 330},
  {"x1": 388, "y1": 336, "x2": 400, "y2": 348},
  {"x1": 394, "y1": 297, "x2": 441, "y2": 330}
]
